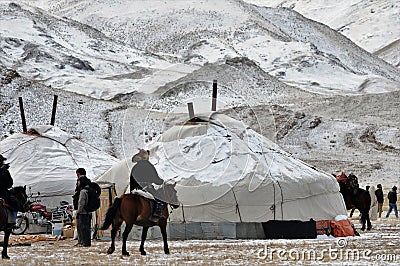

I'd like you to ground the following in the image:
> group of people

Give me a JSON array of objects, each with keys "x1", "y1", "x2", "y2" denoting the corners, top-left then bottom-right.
[
  {"x1": 1, "y1": 149, "x2": 176, "y2": 248},
  {"x1": 368, "y1": 184, "x2": 398, "y2": 219}
]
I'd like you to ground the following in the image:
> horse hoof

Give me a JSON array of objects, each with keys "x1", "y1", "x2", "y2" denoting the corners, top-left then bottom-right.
[
  {"x1": 140, "y1": 250, "x2": 146, "y2": 256},
  {"x1": 107, "y1": 247, "x2": 115, "y2": 254},
  {"x1": 164, "y1": 249, "x2": 170, "y2": 255},
  {"x1": 361, "y1": 227, "x2": 365, "y2": 231},
  {"x1": 2, "y1": 254, "x2": 10, "y2": 260},
  {"x1": 122, "y1": 251, "x2": 130, "y2": 256}
]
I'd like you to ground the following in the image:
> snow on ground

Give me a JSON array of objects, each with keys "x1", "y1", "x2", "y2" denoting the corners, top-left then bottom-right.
[{"x1": 1, "y1": 217, "x2": 399, "y2": 265}]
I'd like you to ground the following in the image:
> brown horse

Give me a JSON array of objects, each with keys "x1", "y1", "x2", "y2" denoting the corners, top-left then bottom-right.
[
  {"x1": 101, "y1": 193, "x2": 170, "y2": 256},
  {"x1": 0, "y1": 186, "x2": 28, "y2": 259},
  {"x1": 337, "y1": 174, "x2": 371, "y2": 231}
]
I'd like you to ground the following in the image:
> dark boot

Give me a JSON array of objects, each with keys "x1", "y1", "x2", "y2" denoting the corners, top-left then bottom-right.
[{"x1": 150, "y1": 201, "x2": 165, "y2": 222}]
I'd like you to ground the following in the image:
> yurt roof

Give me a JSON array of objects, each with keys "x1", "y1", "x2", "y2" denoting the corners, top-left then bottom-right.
[{"x1": 0, "y1": 125, "x2": 118, "y2": 204}]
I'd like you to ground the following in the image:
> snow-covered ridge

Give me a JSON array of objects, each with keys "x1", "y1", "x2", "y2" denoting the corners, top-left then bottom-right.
[
  {"x1": 244, "y1": 0, "x2": 400, "y2": 61},
  {"x1": 4, "y1": 0, "x2": 399, "y2": 99}
]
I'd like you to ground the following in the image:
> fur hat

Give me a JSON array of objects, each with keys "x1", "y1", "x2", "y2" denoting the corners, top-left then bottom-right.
[
  {"x1": 132, "y1": 149, "x2": 150, "y2": 162},
  {"x1": 393, "y1": 186, "x2": 397, "y2": 191},
  {"x1": 377, "y1": 184, "x2": 382, "y2": 188}
]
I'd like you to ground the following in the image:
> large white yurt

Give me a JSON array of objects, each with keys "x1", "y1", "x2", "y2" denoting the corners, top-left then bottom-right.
[
  {"x1": 96, "y1": 112, "x2": 347, "y2": 239},
  {"x1": 0, "y1": 125, "x2": 119, "y2": 207}
]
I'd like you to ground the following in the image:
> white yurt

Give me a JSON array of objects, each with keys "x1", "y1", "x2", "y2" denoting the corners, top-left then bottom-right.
[
  {"x1": 0, "y1": 125, "x2": 119, "y2": 207},
  {"x1": 96, "y1": 112, "x2": 347, "y2": 239}
]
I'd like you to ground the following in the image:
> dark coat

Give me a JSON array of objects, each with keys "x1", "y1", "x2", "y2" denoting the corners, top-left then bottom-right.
[
  {"x1": 130, "y1": 160, "x2": 179, "y2": 205},
  {"x1": 388, "y1": 190, "x2": 397, "y2": 204},
  {"x1": 130, "y1": 160, "x2": 163, "y2": 192},
  {"x1": 0, "y1": 164, "x2": 19, "y2": 210},
  {"x1": 375, "y1": 188, "x2": 384, "y2": 204},
  {"x1": 0, "y1": 164, "x2": 13, "y2": 192}
]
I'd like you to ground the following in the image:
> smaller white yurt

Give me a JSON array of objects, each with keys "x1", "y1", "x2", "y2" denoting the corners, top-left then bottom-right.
[
  {"x1": 97, "y1": 112, "x2": 347, "y2": 240},
  {"x1": 0, "y1": 125, "x2": 118, "y2": 207}
]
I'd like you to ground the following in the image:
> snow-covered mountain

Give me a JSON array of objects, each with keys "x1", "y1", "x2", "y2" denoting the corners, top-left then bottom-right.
[
  {"x1": 245, "y1": 0, "x2": 400, "y2": 67},
  {"x1": 2, "y1": 0, "x2": 399, "y2": 99},
  {"x1": 0, "y1": 0, "x2": 399, "y2": 187}
]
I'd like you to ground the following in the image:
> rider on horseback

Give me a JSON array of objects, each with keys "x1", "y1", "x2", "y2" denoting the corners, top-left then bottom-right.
[
  {"x1": 130, "y1": 149, "x2": 179, "y2": 222},
  {"x1": 0, "y1": 155, "x2": 18, "y2": 229},
  {"x1": 336, "y1": 172, "x2": 359, "y2": 192}
]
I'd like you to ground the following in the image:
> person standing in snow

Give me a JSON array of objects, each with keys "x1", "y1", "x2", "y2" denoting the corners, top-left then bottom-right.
[
  {"x1": 375, "y1": 184, "x2": 384, "y2": 218},
  {"x1": 368, "y1": 185, "x2": 378, "y2": 221},
  {"x1": 75, "y1": 168, "x2": 92, "y2": 247},
  {"x1": 386, "y1": 186, "x2": 398, "y2": 218}
]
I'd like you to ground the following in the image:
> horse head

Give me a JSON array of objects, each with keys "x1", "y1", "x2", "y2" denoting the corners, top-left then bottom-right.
[{"x1": 10, "y1": 185, "x2": 29, "y2": 212}]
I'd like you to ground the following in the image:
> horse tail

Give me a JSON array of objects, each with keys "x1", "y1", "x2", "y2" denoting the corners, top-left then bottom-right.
[{"x1": 100, "y1": 197, "x2": 122, "y2": 230}]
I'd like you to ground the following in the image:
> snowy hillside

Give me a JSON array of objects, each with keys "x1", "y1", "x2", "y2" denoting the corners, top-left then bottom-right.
[
  {"x1": 0, "y1": 0, "x2": 399, "y2": 188},
  {"x1": 5, "y1": 0, "x2": 400, "y2": 98},
  {"x1": 245, "y1": 0, "x2": 400, "y2": 67},
  {"x1": 0, "y1": 1, "x2": 198, "y2": 99}
]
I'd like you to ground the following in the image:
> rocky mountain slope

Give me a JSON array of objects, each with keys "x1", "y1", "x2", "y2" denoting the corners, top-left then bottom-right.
[{"x1": 0, "y1": 0, "x2": 399, "y2": 188}]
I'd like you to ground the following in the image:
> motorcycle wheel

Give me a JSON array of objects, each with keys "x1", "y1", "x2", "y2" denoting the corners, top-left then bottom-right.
[{"x1": 12, "y1": 215, "x2": 29, "y2": 235}]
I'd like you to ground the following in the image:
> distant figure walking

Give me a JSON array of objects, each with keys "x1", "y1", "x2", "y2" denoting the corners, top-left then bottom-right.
[
  {"x1": 375, "y1": 184, "x2": 384, "y2": 218},
  {"x1": 385, "y1": 186, "x2": 398, "y2": 218}
]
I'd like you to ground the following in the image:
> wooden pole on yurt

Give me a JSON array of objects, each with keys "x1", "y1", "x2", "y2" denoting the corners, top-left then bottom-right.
[
  {"x1": 211, "y1": 79, "x2": 217, "y2": 111},
  {"x1": 18, "y1": 97, "x2": 27, "y2": 132},
  {"x1": 187, "y1": 102, "x2": 195, "y2": 119},
  {"x1": 50, "y1": 95, "x2": 58, "y2": 126}
]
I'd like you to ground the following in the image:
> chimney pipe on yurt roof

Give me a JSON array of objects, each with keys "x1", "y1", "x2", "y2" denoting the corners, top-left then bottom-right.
[
  {"x1": 18, "y1": 94, "x2": 59, "y2": 133},
  {"x1": 50, "y1": 95, "x2": 58, "y2": 126},
  {"x1": 18, "y1": 97, "x2": 27, "y2": 133},
  {"x1": 212, "y1": 79, "x2": 217, "y2": 111},
  {"x1": 187, "y1": 102, "x2": 195, "y2": 119}
]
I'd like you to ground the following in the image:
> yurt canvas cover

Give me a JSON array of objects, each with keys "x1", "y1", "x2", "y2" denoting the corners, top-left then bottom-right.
[
  {"x1": 0, "y1": 125, "x2": 118, "y2": 206},
  {"x1": 96, "y1": 112, "x2": 347, "y2": 239}
]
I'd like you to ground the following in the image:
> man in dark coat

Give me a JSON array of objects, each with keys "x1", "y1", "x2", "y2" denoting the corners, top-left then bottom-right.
[
  {"x1": 375, "y1": 184, "x2": 384, "y2": 218},
  {"x1": 0, "y1": 155, "x2": 13, "y2": 196},
  {"x1": 386, "y1": 186, "x2": 398, "y2": 218},
  {"x1": 75, "y1": 168, "x2": 92, "y2": 247},
  {"x1": 130, "y1": 149, "x2": 179, "y2": 220},
  {"x1": 0, "y1": 155, "x2": 18, "y2": 209},
  {"x1": 0, "y1": 154, "x2": 18, "y2": 227}
]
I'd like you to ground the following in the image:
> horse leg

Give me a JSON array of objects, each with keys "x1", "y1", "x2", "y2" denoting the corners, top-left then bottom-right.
[
  {"x1": 366, "y1": 213, "x2": 372, "y2": 230},
  {"x1": 2, "y1": 229, "x2": 11, "y2": 259},
  {"x1": 160, "y1": 224, "x2": 169, "y2": 254},
  {"x1": 107, "y1": 221, "x2": 122, "y2": 254},
  {"x1": 360, "y1": 212, "x2": 366, "y2": 231},
  {"x1": 139, "y1": 226, "x2": 149, "y2": 255},
  {"x1": 121, "y1": 223, "x2": 133, "y2": 256}
]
